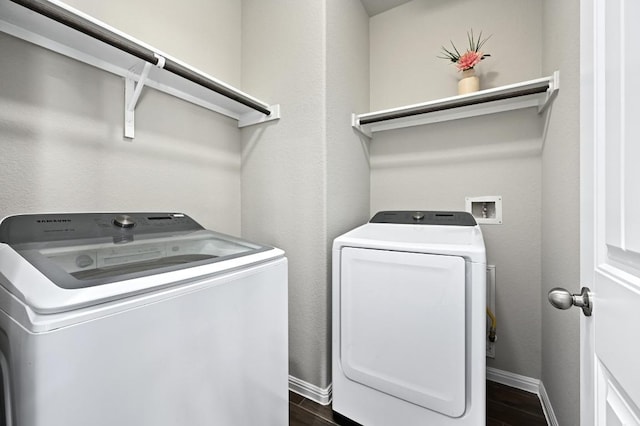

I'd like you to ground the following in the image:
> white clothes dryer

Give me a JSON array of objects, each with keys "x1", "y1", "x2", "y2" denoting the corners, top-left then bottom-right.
[
  {"x1": 0, "y1": 212, "x2": 288, "y2": 426},
  {"x1": 332, "y1": 211, "x2": 486, "y2": 425}
]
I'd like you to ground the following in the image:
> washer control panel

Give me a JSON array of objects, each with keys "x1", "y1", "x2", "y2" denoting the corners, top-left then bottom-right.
[
  {"x1": 0, "y1": 213, "x2": 203, "y2": 245},
  {"x1": 113, "y1": 214, "x2": 136, "y2": 229}
]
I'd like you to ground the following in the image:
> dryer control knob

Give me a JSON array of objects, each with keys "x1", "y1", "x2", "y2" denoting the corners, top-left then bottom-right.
[
  {"x1": 113, "y1": 214, "x2": 135, "y2": 228},
  {"x1": 412, "y1": 211, "x2": 425, "y2": 221}
]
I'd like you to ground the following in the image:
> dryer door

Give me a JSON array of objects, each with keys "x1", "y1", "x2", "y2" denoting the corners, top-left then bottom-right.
[{"x1": 339, "y1": 247, "x2": 466, "y2": 417}]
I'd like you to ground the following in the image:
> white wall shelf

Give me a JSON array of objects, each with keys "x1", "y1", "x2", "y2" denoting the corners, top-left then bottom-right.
[
  {"x1": 0, "y1": 0, "x2": 280, "y2": 139},
  {"x1": 352, "y1": 71, "x2": 559, "y2": 138}
]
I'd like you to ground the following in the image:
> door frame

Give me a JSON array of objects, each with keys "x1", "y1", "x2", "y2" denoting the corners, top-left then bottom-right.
[{"x1": 580, "y1": 0, "x2": 596, "y2": 423}]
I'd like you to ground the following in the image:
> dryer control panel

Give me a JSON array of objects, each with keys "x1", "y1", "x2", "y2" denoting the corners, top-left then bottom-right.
[{"x1": 370, "y1": 210, "x2": 477, "y2": 226}]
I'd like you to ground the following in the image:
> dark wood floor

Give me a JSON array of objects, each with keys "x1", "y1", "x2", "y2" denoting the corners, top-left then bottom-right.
[{"x1": 290, "y1": 381, "x2": 547, "y2": 426}]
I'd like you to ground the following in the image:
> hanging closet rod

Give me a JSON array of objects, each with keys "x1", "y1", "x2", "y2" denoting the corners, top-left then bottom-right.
[
  {"x1": 359, "y1": 84, "x2": 549, "y2": 126},
  {"x1": 10, "y1": 0, "x2": 272, "y2": 117}
]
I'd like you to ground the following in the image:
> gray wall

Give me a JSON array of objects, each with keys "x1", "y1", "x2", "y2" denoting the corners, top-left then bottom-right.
[
  {"x1": 370, "y1": 0, "x2": 543, "y2": 110},
  {"x1": 63, "y1": 0, "x2": 242, "y2": 86},
  {"x1": 541, "y1": 0, "x2": 581, "y2": 424},
  {"x1": 241, "y1": 0, "x2": 328, "y2": 389},
  {"x1": 0, "y1": 0, "x2": 243, "y2": 232},
  {"x1": 369, "y1": 0, "x2": 544, "y2": 379},
  {"x1": 241, "y1": 0, "x2": 370, "y2": 390},
  {"x1": 326, "y1": 0, "x2": 371, "y2": 376}
]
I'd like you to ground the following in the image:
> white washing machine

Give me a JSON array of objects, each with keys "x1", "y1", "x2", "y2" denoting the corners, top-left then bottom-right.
[
  {"x1": 0, "y1": 212, "x2": 288, "y2": 426},
  {"x1": 332, "y1": 211, "x2": 486, "y2": 425}
]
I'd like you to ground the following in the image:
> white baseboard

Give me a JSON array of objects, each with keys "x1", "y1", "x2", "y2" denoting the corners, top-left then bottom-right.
[
  {"x1": 292, "y1": 368, "x2": 557, "y2": 423},
  {"x1": 538, "y1": 381, "x2": 559, "y2": 426},
  {"x1": 289, "y1": 375, "x2": 332, "y2": 406},
  {"x1": 487, "y1": 366, "x2": 540, "y2": 394},
  {"x1": 487, "y1": 367, "x2": 557, "y2": 426}
]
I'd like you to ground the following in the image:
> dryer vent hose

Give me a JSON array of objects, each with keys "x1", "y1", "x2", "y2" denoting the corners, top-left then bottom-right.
[{"x1": 486, "y1": 307, "x2": 497, "y2": 342}]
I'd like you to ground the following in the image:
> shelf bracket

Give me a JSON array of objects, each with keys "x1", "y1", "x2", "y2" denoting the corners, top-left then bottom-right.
[
  {"x1": 124, "y1": 54, "x2": 166, "y2": 139},
  {"x1": 351, "y1": 113, "x2": 372, "y2": 139},
  {"x1": 238, "y1": 104, "x2": 281, "y2": 128},
  {"x1": 538, "y1": 70, "x2": 560, "y2": 113}
]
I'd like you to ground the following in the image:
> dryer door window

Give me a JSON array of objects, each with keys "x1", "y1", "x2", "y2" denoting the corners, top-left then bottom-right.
[{"x1": 339, "y1": 247, "x2": 466, "y2": 417}]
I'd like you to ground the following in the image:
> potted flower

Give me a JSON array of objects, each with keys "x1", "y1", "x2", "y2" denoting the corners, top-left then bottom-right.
[{"x1": 439, "y1": 30, "x2": 491, "y2": 95}]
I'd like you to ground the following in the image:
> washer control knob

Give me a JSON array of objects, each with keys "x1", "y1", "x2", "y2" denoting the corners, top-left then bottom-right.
[
  {"x1": 412, "y1": 211, "x2": 425, "y2": 221},
  {"x1": 113, "y1": 214, "x2": 135, "y2": 228}
]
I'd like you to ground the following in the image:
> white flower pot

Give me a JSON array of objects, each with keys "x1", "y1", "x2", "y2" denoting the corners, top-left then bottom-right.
[{"x1": 458, "y1": 68, "x2": 480, "y2": 95}]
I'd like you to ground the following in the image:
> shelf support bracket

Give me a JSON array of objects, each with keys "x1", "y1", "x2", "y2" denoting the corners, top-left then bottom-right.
[
  {"x1": 238, "y1": 104, "x2": 281, "y2": 128},
  {"x1": 124, "y1": 54, "x2": 166, "y2": 139},
  {"x1": 351, "y1": 113, "x2": 372, "y2": 139},
  {"x1": 538, "y1": 70, "x2": 560, "y2": 113}
]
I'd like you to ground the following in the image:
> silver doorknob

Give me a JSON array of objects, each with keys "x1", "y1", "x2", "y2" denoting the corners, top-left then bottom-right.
[{"x1": 548, "y1": 287, "x2": 592, "y2": 317}]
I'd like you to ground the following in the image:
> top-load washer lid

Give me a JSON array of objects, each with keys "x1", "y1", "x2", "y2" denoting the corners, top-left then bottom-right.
[{"x1": 0, "y1": 212, "x2": 271, "y2": 290}]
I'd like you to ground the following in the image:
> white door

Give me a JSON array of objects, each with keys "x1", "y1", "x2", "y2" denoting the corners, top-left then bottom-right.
[{"x1": 580, "y1": 0, "x2": 640, "y2": 424}]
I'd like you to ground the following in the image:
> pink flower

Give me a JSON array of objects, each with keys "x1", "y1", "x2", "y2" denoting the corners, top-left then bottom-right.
[{"x1": 456, "y1": 51, "x2": 484, "y2": 71}]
